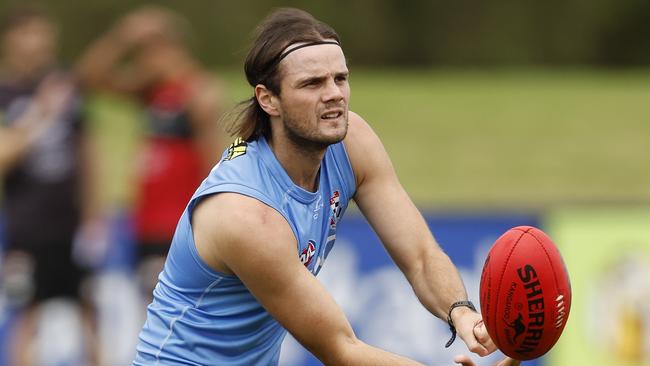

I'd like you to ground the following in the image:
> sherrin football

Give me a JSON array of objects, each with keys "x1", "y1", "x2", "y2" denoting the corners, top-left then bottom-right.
[{"x1": 479, "y1": 226, "x2": 571, "y2": 360}]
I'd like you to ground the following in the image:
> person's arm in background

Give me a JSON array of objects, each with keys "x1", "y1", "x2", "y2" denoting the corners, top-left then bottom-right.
[
  {"x1": 192, "y1": 192, "x2": 426, "y2": 366},
  {"x1": 0, "y1": 74, "x2": 73, "y2": 175},
  {"x1": 0, "y1": 106, "x2": 46, "y2": 175},
  {"x1": 344, "y1": 112, "x2": 497, "y2": 356},
  {"x1": 72, "y1": 116, "x2": 110, "y2": 268},
  {"x1": 187, "y1": 74, "x2": 228, "y2": 172},
  {"x1": 76, "y1": 8, "x2": 159, "y2": 95}
]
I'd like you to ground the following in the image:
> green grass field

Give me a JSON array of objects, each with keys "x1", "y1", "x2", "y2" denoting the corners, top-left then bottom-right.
[{"x1": 89, "y1": 69, "x2": 650, "y2": 210}]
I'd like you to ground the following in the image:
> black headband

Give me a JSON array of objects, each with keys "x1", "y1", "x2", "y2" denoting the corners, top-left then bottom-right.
[
  {"x1": 256, "y1": 40, "x2": 341, "y2": 85},
  {"x1": 275, "y1": 40, "x2": 341, "y2": 65}
]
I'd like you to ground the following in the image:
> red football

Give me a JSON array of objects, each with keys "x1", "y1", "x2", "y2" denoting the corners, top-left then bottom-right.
[{"x1": 479, "y1": 226, "x2": 571, "y2": 360}]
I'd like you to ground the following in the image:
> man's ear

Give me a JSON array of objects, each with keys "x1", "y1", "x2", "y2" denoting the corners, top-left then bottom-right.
[{"x1": 255, "y1": 84, "x2": 280, "y2": 117}]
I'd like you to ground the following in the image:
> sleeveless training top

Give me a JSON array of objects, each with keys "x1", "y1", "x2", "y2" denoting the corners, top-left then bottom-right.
[{"x1": 133, "y1": 136, "x2": 356, "y2": 365}]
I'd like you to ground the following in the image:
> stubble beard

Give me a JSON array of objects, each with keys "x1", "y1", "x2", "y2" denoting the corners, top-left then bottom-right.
[{"x1": 282, "y1": 111, "x2": 348, "y2": 154}]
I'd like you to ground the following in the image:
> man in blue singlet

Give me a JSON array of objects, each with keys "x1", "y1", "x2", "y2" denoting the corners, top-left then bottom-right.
[{"x1": 133, "y1": 8, "x2": 519, "y2": 366}]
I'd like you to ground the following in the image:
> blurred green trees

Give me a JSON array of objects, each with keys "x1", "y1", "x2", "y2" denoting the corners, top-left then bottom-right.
[{"x1": 1, "y1": 0, "x2": 648, "y2": 67}]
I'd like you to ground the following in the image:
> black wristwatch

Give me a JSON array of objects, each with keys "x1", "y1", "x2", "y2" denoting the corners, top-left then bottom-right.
[{"x1": 444, "y1": 300, "x2": 477, "y2": 348}]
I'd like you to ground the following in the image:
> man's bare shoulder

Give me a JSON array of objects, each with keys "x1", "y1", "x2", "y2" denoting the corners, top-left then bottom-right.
[
  {"x1": 192, "y1": 192, "x2": 295, "y2": 274},
  {"x1": 345, "y1": 111, "x2": 374, "y2": 140},
  {"x1": 343, "y1": 111, "x2": 390, "y2": 187},
  {"x1": 194, "y1": 192, "x2": 290, "y2": 242}
]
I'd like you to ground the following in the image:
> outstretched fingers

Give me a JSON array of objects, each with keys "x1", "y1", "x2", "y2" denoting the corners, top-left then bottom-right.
[
  {"x1": 453, "y1": 354, "x2": 476, "y2": 366},
  {"x1": 455, "y1": 355, "x2": 522, "y2": 366}
]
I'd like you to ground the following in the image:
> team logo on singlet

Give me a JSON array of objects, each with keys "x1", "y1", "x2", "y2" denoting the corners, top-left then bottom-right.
[
  {"x1": 224, "y1": 137, "x2": 247, "y2": 161},
  {"x1": 299, "y1": 240, "x2": 317, "y2": 267},
  {"x1": 329, "y1": 191, "x2": 342, "y2": 229}
]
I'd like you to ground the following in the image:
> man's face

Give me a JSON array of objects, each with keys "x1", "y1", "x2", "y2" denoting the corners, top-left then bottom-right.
[
  {"x1": 274, "y1": 42, "x2": 350, "y2": 150},
  {"x1": 2, "y1": 18, "x2": 57, "y2": 79}
]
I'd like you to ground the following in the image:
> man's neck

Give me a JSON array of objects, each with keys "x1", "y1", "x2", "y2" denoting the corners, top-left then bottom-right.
[{"x1": 267, "y1": 134, "x2": 326, "y2": 193}]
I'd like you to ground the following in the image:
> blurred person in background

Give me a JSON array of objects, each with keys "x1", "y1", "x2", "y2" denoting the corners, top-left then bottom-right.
[
  {"x1": 0, "y1": 5, "x2": 102, "y2": 366},
  {"x1": 77, "y1": 5, "x2": 225, "y2": 304}
]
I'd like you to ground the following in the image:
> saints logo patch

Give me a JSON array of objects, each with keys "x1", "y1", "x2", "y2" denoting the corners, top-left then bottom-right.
[
  {"x1": 329, "y1": 191, "x2": 341, "y2": 229},
  {"x1": 224, "y1": 137, "x2": 247, "y2": 161}
]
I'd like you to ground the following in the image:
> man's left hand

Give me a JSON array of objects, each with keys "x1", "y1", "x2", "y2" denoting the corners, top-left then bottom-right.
[{"x1": 454, "y1": 354, "x2": 521, "y2": 366}]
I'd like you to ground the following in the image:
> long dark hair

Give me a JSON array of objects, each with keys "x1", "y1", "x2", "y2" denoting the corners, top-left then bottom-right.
[{"x1": 227, "y1": 8, "x2": 340, "y2": 141}]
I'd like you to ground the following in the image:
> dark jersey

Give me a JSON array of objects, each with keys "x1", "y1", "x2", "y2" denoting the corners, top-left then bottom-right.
[
  {"x1": 0, "y1": 74, "x2": 84, "y2": 247},
  {"x1": 141, "y1": 77, "x2": 195, "y2": 139}
]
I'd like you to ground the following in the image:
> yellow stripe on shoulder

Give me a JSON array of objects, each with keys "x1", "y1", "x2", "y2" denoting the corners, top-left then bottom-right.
[{"x1": 224, "y1": 137, "x2": 248, "y2": 161}]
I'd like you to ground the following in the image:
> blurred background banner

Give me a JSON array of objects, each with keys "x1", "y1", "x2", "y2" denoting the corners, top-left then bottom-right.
[
  {"x1": 546, "y1": 208, "x2": 650, "y2": 366},
  {"x1": 279, "y1": 213, "x2": 541, "y2": 366}
]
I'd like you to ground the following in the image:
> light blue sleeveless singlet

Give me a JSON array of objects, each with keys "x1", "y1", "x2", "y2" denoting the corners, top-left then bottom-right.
[{"x1": 133, "y1": 136, "x2": 356, "y2": 365}]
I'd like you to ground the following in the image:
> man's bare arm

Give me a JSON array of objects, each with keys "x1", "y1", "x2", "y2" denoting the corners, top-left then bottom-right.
[
  {"x1": 192, "y1": 192, "x2": 424, "y2": 365},
  {"x1": 345, "y1": 112, "x2": 495, "y2": 356}
]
